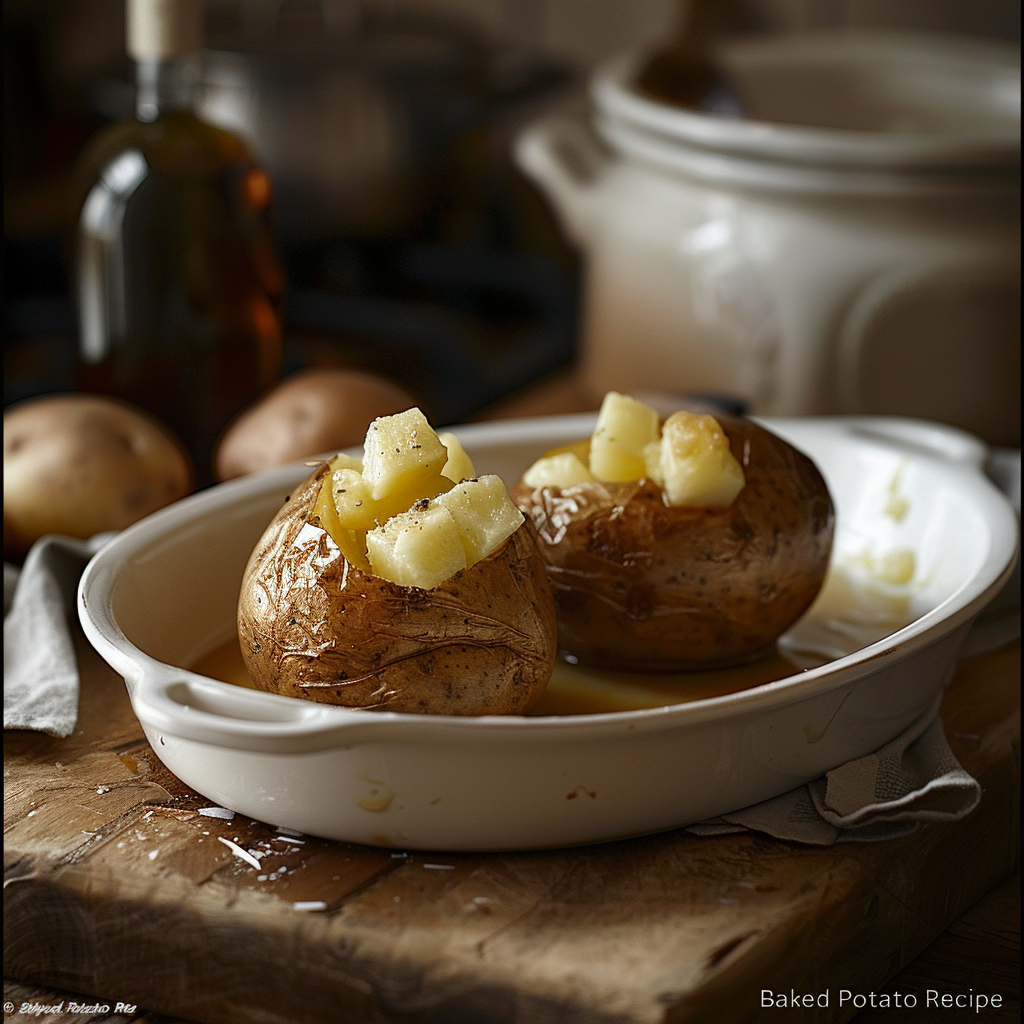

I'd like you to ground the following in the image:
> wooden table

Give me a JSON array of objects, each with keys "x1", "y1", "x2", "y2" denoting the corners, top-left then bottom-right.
[{"x1": 4, "y1": 373, "x2": 1020, "y2": 1023}]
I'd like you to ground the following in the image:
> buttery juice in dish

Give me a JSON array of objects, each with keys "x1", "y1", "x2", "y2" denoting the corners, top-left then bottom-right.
[{"x1": 190, "y1": 561, "x2": 915, "y2": 716}]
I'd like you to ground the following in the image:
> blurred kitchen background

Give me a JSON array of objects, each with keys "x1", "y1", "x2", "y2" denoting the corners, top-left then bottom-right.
[{"x1": 4, "y1": 0, "x2": 1020, "y2": 435}]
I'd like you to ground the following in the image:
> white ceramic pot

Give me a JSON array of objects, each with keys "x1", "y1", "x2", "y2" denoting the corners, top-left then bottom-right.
[
  {"x1": 515, "y1": 31, "x2": 1020, "y2": 445},
  {"x1": 78, "y1": 414, "x2": 1017, "y2": 851}
]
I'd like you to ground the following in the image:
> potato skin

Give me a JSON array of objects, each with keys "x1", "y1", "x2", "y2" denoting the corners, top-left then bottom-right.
[
  {"x1": 4, "y1": 393, "x2": 193, "y2": 562},
  {"x1": 238, "y1": 464, "x2": 558, "y2": 715},
  {"x1": 215, "y1": 368, "x2": 415, "y2": 480},
  {"x1": 512, "y1": 416, "x2": 834, "y2": 671}
]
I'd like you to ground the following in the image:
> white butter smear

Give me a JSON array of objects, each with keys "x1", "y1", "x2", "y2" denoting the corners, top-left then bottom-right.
[
  {"x1": 782, "y1": 552, "x2": 918, "y2": 665},
  {"x1": 884, "y1": 461, "x2": 911, "y2": 522}
]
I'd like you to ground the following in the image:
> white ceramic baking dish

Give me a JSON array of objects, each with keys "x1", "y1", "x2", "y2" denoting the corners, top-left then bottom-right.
[{"x1": 78, "y1": 415, "x2": 1018, "y2": 851}]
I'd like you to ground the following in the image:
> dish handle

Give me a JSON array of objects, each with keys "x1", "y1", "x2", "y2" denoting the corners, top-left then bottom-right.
[{"x1": 130, "y1": 665, "x2": 400, "y2": 754}]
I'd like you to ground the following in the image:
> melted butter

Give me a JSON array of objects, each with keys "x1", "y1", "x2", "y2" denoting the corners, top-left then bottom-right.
[
  {"x1": 781, "y1": 560, "x2": 916, "y2": 665},
  {"x1": 846, "y1": 548, "x2": 916, "y2": 586},
  {"x1": 191, "y1": 640, "x2": 812, "y2": 715},
  {"x1": 192, "y1": 638, "x2": 258, "y2": 689},
  {"x1": 191, "y1": 564, "x2": 917, "y2": 715},
  {"x1": 885, "y1": 460, "x2": 911, "y2": 522},
  {"x1": 530, "y1": 648, "x2": 812, "y2": 715}
]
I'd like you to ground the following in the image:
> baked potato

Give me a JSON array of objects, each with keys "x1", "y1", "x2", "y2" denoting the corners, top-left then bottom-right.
[
  {"x1": 512, "y1": 394, "x2": 834, "y2": 671},
  {"x1": 4, "y1": 393, "x2": 193, "y2": 562},
  {"x1": 238, "y1": 409, "x2": 557, "y2": 715}
]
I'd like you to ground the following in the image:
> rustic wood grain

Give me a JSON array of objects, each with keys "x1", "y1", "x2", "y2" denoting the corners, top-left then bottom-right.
[
  {"x1": 3, "y1": 609, "x2": 1018, "y2": 1024},
  {"x1": 853, "y1": 870, "x2": 1020, "y2": 1024}
]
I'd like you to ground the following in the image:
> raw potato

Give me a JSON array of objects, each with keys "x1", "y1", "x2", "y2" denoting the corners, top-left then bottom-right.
[
  {"x1": 4, "y1": 393, "x2": 193, "y2": 562},
  {"x1": 214, "y1": 367, "x2": 415, "y2": 480},
  {"x1": 512, "y1": 416, "x2": 834, "y2": 671},
  {"x1": 238, "y1": 464, "x2": 558, "y2": 715}
]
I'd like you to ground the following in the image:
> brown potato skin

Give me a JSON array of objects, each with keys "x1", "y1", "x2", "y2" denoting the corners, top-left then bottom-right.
[
  {"x1": 512, "y1": 416, "x2": 834, "y2": 671},
  {"x1": 238, "y1": 464, "x2": 558, "y2": 715}
]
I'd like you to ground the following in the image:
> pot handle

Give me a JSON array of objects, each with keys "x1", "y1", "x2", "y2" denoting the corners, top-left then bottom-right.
[{"x1": 514, "y1": 117, "x2": 610, "y2": 247}]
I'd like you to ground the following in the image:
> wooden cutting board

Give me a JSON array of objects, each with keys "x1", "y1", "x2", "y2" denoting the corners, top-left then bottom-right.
[{"x1": 3, "y1": 621, "x2": 1018, "y2": 1024}]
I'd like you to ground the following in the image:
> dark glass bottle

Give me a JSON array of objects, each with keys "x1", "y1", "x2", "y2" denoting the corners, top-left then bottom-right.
[{"x1": 75, "y1": 0, "x2": 283, "y2": 485}]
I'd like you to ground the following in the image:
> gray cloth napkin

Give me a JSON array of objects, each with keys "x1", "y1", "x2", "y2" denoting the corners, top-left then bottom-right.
[
  {"x1": 4, "y1": 534, "x2": 113, "y2": 737},
  {"x1": 686, "y1": 691, "x2": 980, "y2": 845}
]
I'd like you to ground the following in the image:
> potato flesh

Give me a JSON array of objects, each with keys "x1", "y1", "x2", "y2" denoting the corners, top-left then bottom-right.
[
  {"x1": 367, "y1": 502, "x2": 468, "y2": 589},
  {"x1": 523, "y1": 452, "x2": 596, "y2": 489},
  {"x1": 367, "y1": 476, "x2": 523, "y2": 588},
  {"x1": 436, "y1": 476, "x2": 525, "y2": 563},
  {"x1": 329, "y1": 468, "x2": 374, "y2": 528},
  {"x1": 362, "y1": 407, "x2": 448, "y2": 501},
  {"x1": 312, "y1": 409, "x2": 523, "y2": 589},
  {"x1": 589, "y1": 392, "x2": 660, "y2": 483},
  {"x1": 438, "y1": 432, "x2": 475, "y2": 484},
  {"x1": 331, "y1": 462, "x2": 453, "y2": 532},
  {"x1": 313, "y1": 474, "x2": 371, "y2": 573},
  {"x1": 330, "y1": 452, "x2": 362, "y2": 474},
  {"x1": 523, "y1": 396, "x2": 746, "y2": 510},
  {"x1": 653, "y1": 411, "x2": 746, "y2": 508}
]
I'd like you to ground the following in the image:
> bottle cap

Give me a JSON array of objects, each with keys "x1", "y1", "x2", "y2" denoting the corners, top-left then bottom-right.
[{"x1": 127, "y1": 0, "x2": 203, "y2": 60}]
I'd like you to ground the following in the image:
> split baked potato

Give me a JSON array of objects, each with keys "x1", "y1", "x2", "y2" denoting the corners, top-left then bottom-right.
[
  {"x1": 512, "y1": 393, "x2": 835, "y2": 671},
  {"x1": 238, "y1": 408, "x2": 557, "y2": 715}
]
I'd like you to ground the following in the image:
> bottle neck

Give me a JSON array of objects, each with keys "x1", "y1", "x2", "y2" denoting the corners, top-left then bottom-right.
[{"x1": 135, "y1": 56, "x2": 199, "y2": 122}]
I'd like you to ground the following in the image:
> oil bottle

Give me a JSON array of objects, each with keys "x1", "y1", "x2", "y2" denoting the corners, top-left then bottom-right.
[{"x1": 76, "y1": 0, "x2": 283, "y2": 484}]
